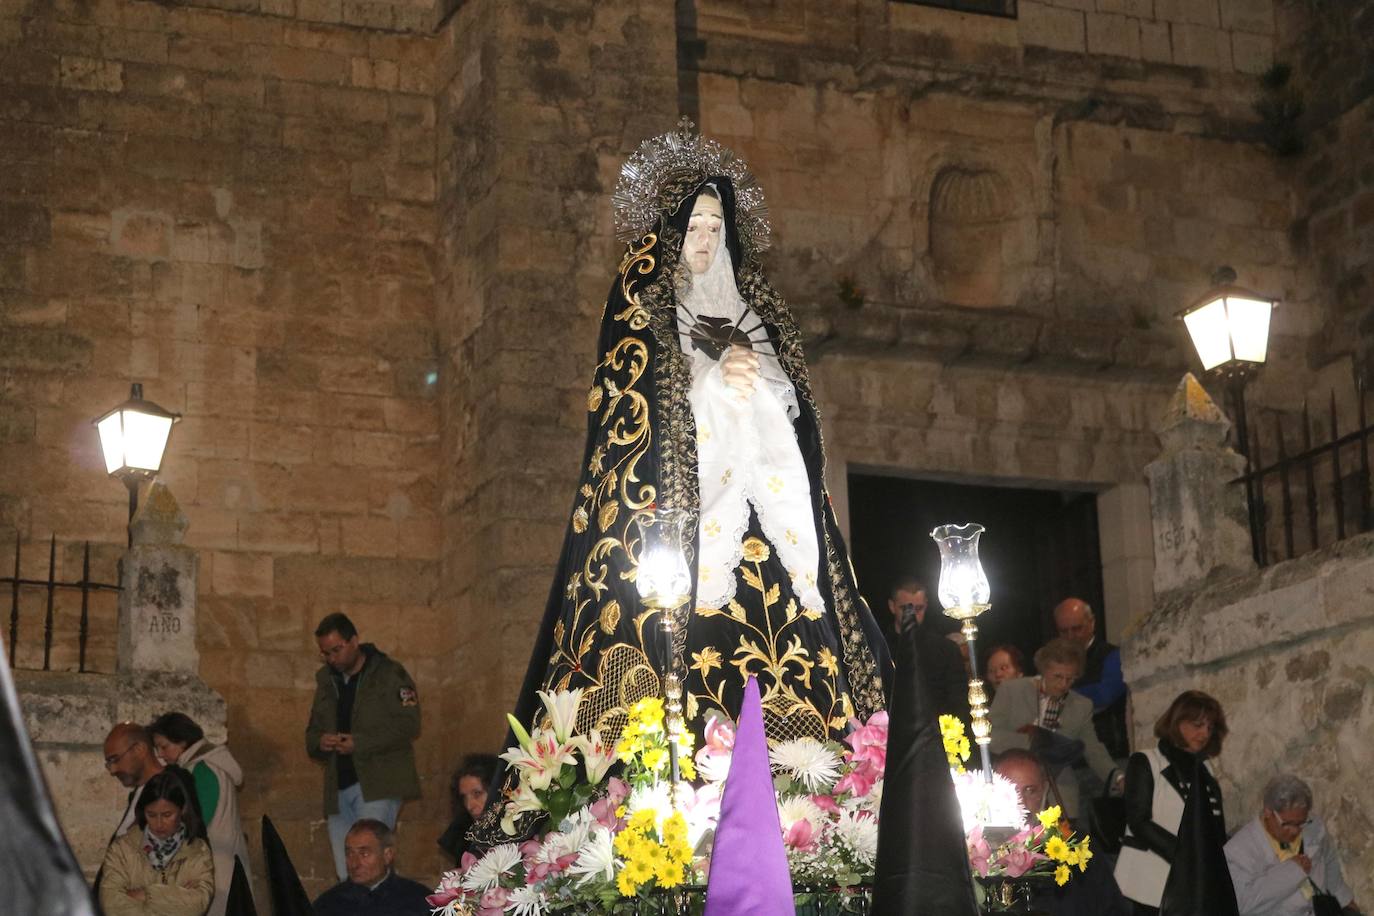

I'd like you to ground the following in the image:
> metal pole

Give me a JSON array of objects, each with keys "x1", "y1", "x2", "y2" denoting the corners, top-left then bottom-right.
[{"x1": 125, "y1": 477, "x2": 139, "y2": 548}]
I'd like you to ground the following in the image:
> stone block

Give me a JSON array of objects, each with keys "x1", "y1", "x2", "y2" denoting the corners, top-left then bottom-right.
[
  {"x1": 118, "y1": 543, "x2": 200, "y2": 674},
  {"x1": 1136, "y1": 19, "x2": 1173, "y2": 61},
  {"x1": 1219, "y1": 0, "x2": 1272, "y2": 34},
  {"x1": 1170, "y1": 21, "x2": 1231, "y2": 68},
  {"x1": 1096, "y1": 0, "x2": 1153, "y2": 14},
  {"x1": 1018, "y1": 1, "x2": 1087, "y2": 53},
  {"x1": 1087, "y1": 10, "x2": 1142, "y2": 58},
  {"x1": 1230, "y1": 30, "x2": 1273, "y2": 75},
  {"x1": 209, "y1": 549, "x2": 274, "y2": 597},
  {"x1": 1155, "y1": 0, "x2": 1220, "y2": 26},
  {"x1": 58, "y1": 55, "x2": 124, "y2": 92}
]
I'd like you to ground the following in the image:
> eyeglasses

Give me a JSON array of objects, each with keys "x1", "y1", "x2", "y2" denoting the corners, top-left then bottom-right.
[
  {"x1": 104, "y1": 744, "x2": 138, "y2": 770},
  {"x1": 1267, "y1": 810, "x2": 1312, "y2": 830}
]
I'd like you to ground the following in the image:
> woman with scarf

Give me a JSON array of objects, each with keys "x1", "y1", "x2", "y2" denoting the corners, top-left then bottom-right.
[
  {"x1": 149, "y1": 712, "x2": 254, "y2": 916},
  {"x1": 98, "y1": 768, "x2": 215, "y2": 916},
  {"x1": 1115, "y1": 690, "x2": 1237, "y2": 916},
  {"x1": 485, "y1": 122, "x2": 891, "y2": 840}
]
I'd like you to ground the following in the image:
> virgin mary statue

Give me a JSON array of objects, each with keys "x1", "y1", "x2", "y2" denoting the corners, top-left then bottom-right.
[{"x1": 504, "y1": 120, "x2": 890, "y2": 791}]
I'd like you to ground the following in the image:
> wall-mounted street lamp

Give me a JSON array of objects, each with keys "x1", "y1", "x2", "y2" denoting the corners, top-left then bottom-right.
[
  {"x1": 92, "y1": 383, "x2": 181, "y2": 545},
  {"x1": 1179, "y1": 266, "x2": 1277, "y2": 456}
]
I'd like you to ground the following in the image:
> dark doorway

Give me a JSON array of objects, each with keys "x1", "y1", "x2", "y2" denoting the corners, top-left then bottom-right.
[{"x1": 847, "y1": 472, "x2": 1105, "y2": 675}]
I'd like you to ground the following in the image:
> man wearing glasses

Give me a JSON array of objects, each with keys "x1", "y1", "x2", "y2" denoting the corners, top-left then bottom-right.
[
  {"x1": 306, "y1": 612, "x2": 421, "y2": 882},
  {"x1": 1226, "y1": 774, "x2": 1361, "y2": 916},
  {"x1": 101, "y1": 723, "x2": 165, "y2": 839}
]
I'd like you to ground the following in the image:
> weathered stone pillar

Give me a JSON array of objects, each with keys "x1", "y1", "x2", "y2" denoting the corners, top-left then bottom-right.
[
  {"x1": 117, "y1": 481, "x2": 199, "y2": 674},
  {"x1": 1144, "y1": 374, "x2": 1255, "y2": 594}
]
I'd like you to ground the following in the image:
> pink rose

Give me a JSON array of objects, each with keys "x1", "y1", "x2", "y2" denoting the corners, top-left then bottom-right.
[
  {"x1": 966, "y1": 826, "x2": 991, "y2": 878},
  {"x1": 998, "y1": 846, "x2": 1042, "y2": 879},
  {"x1": 783, "y1": 819, "x2": 816, "y2": 851}
]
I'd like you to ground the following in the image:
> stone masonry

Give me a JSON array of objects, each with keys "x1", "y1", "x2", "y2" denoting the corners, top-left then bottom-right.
[{"x1": 3, "y1": 0, "x2": 1372, "y2": 899}]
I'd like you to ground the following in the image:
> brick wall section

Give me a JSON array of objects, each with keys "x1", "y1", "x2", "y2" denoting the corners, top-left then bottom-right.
[{"x1": 0, "y1": 0, "x2": 442, "y2": 894}]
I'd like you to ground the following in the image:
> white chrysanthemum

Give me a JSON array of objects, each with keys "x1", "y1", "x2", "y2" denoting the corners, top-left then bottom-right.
[
  {"x1": 952, "y1": 770, "x2": 1026, "y2": 835},
  {"x1": 508, "y1": 882, "x2": 546, "y2": 916},
  {"x1": 555, "y1": 809, "x2": 594, "y2": 854},
  {"x1": 696, "y1": 749, "x2": 733, "y2": 784},
  {"x1": 461, "y1": 843, "x2": 522, "y2": 892},
  {"x1": 777, "y1": 795, "x2": 826, "y2": 830},
  {"x1": 769, "y1": 738, "x2": 842, "y2": 792},
  {"x1": 567, "y1": 825, "x2": 616, "y2": 887},
  {"x1": 833, "y1": 810, "x2": 878, "y2": 865}
]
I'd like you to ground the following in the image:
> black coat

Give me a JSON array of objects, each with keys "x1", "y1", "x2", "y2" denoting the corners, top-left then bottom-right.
[{"x1": 313, "y1": 873, "x2": 432, "y2": 916}]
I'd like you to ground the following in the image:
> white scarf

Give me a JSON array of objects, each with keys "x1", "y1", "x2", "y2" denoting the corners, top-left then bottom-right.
[{"x1": 676, "y1": 222, "x2": 823, "y2": 615}]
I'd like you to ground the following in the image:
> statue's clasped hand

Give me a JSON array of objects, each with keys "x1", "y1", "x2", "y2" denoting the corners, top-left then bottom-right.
[{"x1": 721, "y1": 345, "x2": 760, "y2": 401}]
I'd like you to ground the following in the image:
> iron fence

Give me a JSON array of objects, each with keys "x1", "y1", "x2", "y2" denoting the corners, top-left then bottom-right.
[
  {"x1": 3, "y1": 535, "x2": 122, "y2": 673},
  {"x1": 1234, "y1": 382, "x2": 1374, "y2": 567}
]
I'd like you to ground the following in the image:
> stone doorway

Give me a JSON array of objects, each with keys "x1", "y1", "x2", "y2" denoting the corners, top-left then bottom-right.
[{"x1": 847, "y1": 472, "x2": 1105, "y2": 669}]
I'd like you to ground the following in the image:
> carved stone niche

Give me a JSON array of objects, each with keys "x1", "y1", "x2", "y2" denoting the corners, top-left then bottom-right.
[{"x1": 928, "y1": 165, "x2": 1021, "y2": 308}]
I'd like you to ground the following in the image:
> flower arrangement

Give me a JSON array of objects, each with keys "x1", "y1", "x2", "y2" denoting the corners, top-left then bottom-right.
[
  {"x1": 430, "y1": 692, "x2": 1089, "y2": 916},
  {"x1": 939, "y1": 716, "x2": 1093, "y2": 889}
]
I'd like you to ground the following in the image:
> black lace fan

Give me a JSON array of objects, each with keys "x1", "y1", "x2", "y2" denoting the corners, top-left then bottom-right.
[{"x1": 679, "y1": 313, "x2": 768, "y2": 360}]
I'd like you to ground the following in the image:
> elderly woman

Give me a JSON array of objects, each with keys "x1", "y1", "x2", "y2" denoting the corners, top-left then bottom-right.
[
  {"x1": 988, "y1": 637, "x2": 1120, "y2": 820},
  {"x1": 99, "y1": 769, "x2": 215, "y2": 916},
  {"x1": 149, "y1": 712, "x2": 253, "y2": 916},
  {"x1": 1115, "y1": 690, "x2": 1233, "y2": 916},
  {"x1": 1225, "y1": 774, "x2": 1361, "y2": 916}
]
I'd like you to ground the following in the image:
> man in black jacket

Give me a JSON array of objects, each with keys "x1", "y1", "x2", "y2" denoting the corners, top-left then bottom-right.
[
  {"x1": 313, "y1": 819, "x2": 431, "y2": 916},
  {"x1": 882, "y1": 576, "x2": 969, "y2": 722}
]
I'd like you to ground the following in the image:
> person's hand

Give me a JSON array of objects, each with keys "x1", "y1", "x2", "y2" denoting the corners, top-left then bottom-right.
[
  {"x1": 1293, "y1": 853, "x2": 1312, "y2": 874},
  {"x1": 126, "y1": 889, "x2": 147, "y2": 902},
  {"x1": 335, "y1": 733, "x2": 355, "y2": 755},
  {"x1": 319, "y1": 733, "x2": 339, "y2": 752},
  {"x1": 720, "y1": 346, "x2": 760, "y2": 400}
]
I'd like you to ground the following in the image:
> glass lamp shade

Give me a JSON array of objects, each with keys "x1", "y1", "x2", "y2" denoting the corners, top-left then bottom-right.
[
  {"x1": 1181, "y1": 288, "x2": 1274, "y2": 373},
  {"x1": 930, "y1": 523, "x2": 990, "y2": 620},
  {"x1": 93, "y1": 383, "x2": 180, "y2": 479},
  {"x1": 634, "y1": 507, "x2": 692, "y2": 609}
]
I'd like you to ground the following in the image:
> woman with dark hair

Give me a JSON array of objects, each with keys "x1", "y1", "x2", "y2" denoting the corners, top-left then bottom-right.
[
  {"x1": 1115, "y1": 690, "x2": 1235, "y2": 916},
  {"x1": 98, "y1": 769, "x2": 214, "y2": 915},
  {"x1": 437, "y1": 753, "x2": 501, "y2": 860},
  {"x1": 983, "y1": 643, "x2": 1025, "y2": 696},
  {"x1": 149, "y1": 712, "x2": 254, "y2": 916}
]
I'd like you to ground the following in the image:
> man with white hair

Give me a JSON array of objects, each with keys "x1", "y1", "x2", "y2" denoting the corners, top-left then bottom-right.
[{"x1": 1225, "y1": 774, "x2": 1361, "y2": 916}]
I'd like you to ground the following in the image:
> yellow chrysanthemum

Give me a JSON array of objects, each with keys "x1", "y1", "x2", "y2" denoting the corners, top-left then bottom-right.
[
  {"x1": 1077, "y1": 835, "x2": 1093, "y2": 872},
  {"x1": 628, "y1": 808, "x2": 658, "y2": 831},
  {"x1": 625, "y1": 856, "x2": 655, "y2": 883},
  {"x1": 617, "y1": 870, "x2": 638, "y2": 896},
  {"x1": 1037, "y1": 806, "x2": 1062, "y2": 830},
  {"x1": 679, "y1": 755, "x2": 697, "y2": 780},
  {"x1": 1062, "y1": 849, "x2": 1079, "y2": 868},
  {"x1": 1045, "y1": 835, "x2": 1070, "y2": 862},
  {"x1": 642, "y1": 747, "x2": 667, "y2": 772},
  {"x1": 1054, "y1": 864, "x2": 1070, "y2": 887},
  {"x1": 662, "y1": 813, "x2": 688, "y2": 844},
  {"x1": 655, "y1": 858, "x2": 684, "y2": 888}
]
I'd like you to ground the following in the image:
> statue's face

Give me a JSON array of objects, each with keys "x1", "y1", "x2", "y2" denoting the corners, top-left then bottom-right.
[{"x1": 683, "y1": 193, "x2": 723, "y2": 275}]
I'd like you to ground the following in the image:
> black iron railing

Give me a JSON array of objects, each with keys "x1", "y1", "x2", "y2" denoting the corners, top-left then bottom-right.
[
  {"x1": 3, "y1": 536, "x2": 122, "y2": 673},
  {"x1": 1234, "y1": 383, "x2": 1374, "y2": 567}
]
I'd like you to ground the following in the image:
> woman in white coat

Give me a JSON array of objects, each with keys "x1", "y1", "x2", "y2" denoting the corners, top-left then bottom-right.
[{"x1": 150, "y1": 712, "x2": 255, "y2": 916}]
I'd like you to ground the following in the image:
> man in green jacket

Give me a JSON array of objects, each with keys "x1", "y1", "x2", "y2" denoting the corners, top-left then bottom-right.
[{"x1": 306, "y1": 613, "x2": 421, "y2": 881}]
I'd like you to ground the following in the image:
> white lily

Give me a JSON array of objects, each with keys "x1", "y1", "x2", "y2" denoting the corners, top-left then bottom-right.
[
  {"x1": 537, "y1": 687, "x2": 584, "y2": 743},
  {"x1": 572, "y1": 729, "x2": 617, "y2": 784}
]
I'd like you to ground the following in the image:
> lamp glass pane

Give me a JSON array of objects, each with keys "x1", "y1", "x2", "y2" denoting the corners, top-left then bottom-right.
[
  {"x1": 1183, "y1": 298, "x2": 1233, "y2": 371},
  {"x1": 1226, "y1": 296, "x2": 1272, "y2": 363},
  {"x1": 122, "y1": 411, "x2": 174, "y2": 471},
  {"x1": 96, "y1": 414, "x2": 125, "y2": 474}
]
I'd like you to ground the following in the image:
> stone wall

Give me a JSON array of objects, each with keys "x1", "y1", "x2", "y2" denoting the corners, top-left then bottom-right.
[
  {"x1": 0, "y1": 0, "x2": 443, "y2": 893},
  {"x1": 1123, "y1": 532, "x2": 1374, "y2": 902}
]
